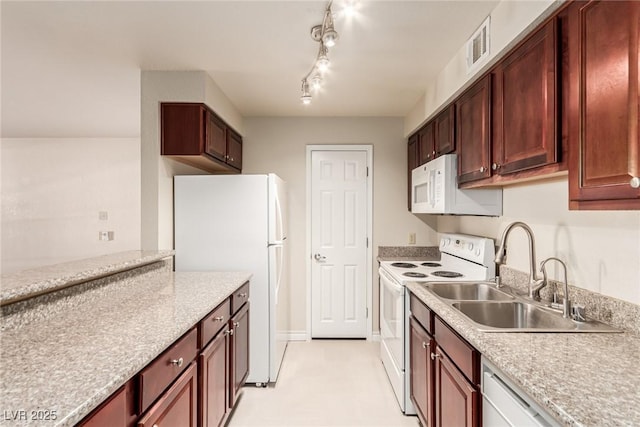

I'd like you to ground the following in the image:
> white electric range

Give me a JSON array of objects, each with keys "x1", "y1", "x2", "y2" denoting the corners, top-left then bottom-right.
[{"x1": 379, "y1": 233, "x2": 496, "y2": 415}]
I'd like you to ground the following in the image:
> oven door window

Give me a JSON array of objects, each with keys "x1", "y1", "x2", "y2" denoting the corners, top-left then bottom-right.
[{"x1": 380, "y1": 270, "x2": 405, "y2": 369}]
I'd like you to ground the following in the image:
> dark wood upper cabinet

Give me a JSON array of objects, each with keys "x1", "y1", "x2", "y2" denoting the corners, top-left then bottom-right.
[
  {"x1": 161, "y1": 102, "x2": 242, "y2": 174},
  {"x1": 567, "y1": 0, "x2": 640, "y2": 209},
  {"x1": 419, "y1": 121, "x2": 436, "y2": 165},
  {"x1": 456, "y1": 75, "x2": 492, "y2": 185},
  {"x1": 205, "y1": 112, "x2": 227, "y2": 162},
  {"x1": 493, "y1": 20, "x2": 559, "y2": 175},
  {"x1": 434, "y1": 105, "x2": 456, "y2": 157}
]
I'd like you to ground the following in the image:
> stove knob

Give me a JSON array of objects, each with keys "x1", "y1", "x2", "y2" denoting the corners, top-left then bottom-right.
[
  {"x1": 468, "y1": 243, "x2": 474, "y2": 251},
  {"x1": 475, "y1": 248, "x2": 481, "y2": 257},
  {"x1": 441, "y1": 238, "x2": 450, "y2": 248}
]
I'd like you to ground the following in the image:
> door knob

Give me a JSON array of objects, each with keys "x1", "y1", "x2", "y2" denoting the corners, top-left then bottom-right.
[{"x1": 313, "y1": 253, "x2": 326, "y2": 261}]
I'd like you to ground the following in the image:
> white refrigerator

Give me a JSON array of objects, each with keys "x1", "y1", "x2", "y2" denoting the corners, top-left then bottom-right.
[{"x1": 174, "y1": 174, "x2": 289, "y2": 384}]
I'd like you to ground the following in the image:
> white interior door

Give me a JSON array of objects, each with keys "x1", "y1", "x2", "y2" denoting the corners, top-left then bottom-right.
[{"x1": 311, "y1": 150, "x2": 368, "y2": 338}]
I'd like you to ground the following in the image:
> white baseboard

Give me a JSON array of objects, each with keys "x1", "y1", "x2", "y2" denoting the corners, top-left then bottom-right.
[
  {"x1": 370, "y1": 331, "x2": 381, "y2": 342},
  {"x1": 278, "y1": 331, "x2": 308, "y2": 341}
]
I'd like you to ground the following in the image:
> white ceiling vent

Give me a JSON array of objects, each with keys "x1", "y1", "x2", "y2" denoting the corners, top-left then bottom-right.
[{"x1": 466, "y1": 16, "x2": 491, "y2": 74}]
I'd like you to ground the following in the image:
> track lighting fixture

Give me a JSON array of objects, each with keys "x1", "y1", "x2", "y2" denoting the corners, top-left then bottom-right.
[{"x1": 300, "y1": 1, "x2": 340, "y2": 105}]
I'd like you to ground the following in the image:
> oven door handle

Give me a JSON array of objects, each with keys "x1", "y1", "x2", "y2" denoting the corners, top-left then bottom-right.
[{"x1": 379, "y1": 268, "x2": 405, "y2": 295}]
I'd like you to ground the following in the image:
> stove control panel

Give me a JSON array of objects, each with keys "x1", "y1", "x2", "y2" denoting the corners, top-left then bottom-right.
[{"x1": 439, "y1": 233, "x2": 495, "y2": 267}]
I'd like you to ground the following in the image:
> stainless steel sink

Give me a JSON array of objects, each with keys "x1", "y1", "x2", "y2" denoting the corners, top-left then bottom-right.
[
  {"x1": 451, "y1": 301, "x2": 621, "y2": 333},
  {"x1": 426, "y1": 282, "x2": 514, "y2": 301}
]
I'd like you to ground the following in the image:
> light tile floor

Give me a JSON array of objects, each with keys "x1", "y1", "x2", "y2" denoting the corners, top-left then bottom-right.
[{"x1": 227, "y1": 340, "x2": 419, "y2": 427}]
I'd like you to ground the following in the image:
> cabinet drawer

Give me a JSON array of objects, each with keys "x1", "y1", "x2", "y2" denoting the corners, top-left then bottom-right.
[
  {"x1": 434, "y1": 316, "x2": 480, "y2": 385},
  {"x1": 231, "y1": 282, "x2": 250, "y2": 314},
  {"x1": 137, "y1": 361, "x2": 198, "y2": 427},
  {"x1": 139, "y1": 328, "x2": 198, "y2": 413},
  {"x1": 200, "y1": 299, "x2": 231, "y2": 348},
  {"x1": 410, "y1": 293, "x2": 433, "y2": 334}
]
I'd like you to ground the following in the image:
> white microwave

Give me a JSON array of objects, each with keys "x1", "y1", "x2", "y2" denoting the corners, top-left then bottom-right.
[{"x1": 411, "y1": 154, "x2": 502, "y2": 216}]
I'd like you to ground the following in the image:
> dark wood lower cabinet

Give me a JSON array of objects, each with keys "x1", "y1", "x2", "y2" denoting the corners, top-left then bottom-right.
[
  {"x1": 137, "y1": 362, "x2": 198, "y2": 427},
  {"x1": 434, "y1": 348, "x2": 478, "y2": 427},
  {"x1": 410, "y1": 293, "x2": 480, "y2": 427},
  {"x1": 410, "y1": 317, "x2": 433, "y2": 427},
  {"x1": 200, "y1": 326, "x2": 230, "y2": 427},
  {"x1": 80, "y1": 381, "x2": 136, "y2": 427},
  {"x1": 230, "y1": 303, "x2": 250, "y2": 408}
]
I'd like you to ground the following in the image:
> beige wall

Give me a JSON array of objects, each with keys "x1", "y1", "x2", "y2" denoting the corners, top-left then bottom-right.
[
  {"x1": 242, "y1": 117, "x2": 438, "y2": 336},
  {"x1": 438, "y1": 178, "x2": 640, "y2": 305},
  {"x1": 1, "y1": 137, "x2": 141, "y2": 274}
]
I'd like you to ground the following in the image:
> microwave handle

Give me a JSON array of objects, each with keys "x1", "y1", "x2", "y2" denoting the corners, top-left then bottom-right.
[{"x1": 429, "y1": 169, "x2": 436, "y2": 207}]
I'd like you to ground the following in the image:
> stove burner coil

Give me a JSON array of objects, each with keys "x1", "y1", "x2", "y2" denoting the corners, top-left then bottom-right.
[
  {"x1": 432, "y1": 271, "x2": 464, "y2": 278},
  {"x1": 421, "y1": 262, "x2": 442, "y2": 268},
  {"x1": 391, "y1": 262, "x2": 418, "y2": 268},
  {"x1": 403, "y1": 272, "x2": 428, "y2": 278}
]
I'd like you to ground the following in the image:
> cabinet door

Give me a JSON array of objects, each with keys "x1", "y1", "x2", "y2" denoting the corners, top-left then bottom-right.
[
  {"x1": 80, "y1": 381, "x2": 136, "y2": 427},
  {"x1": 229, "y1": 303, "x2": 250, "y2": 408},
  {"x1": 419, "y1": 122, "x2": 436, "y2": 165},
  {"x1": 568, "y1": 0, "x2": 640, "y2": 209},
  {"x1": 434, "y1": 347, "x2": 478, "y2": 427},
  {"x1": 408, "y1": 135, "x2": 419, "y2": 210},
  {"x1": 206, "y1": 112, "x2": 227, "y2": 162},
  {"x1": 493, "y1": 20, "x2": 559, "y2": 175},
  {"x1": 138, "y1": 362, "x2": 198, "y2": 427},
  {"x1": 434, "y1": 105, "x2": 455, "y2": 157},
  {"x1": 410, "y1": 317, "x2": 434, "y2": 427},
  {"x1": 456, "y1": 75, "x2": 492, "y2": 184},
  {"x1": 200, "y1": 327, "x2": 230, "y2": 427},
  {"x1": 226, "y1": 129, "x2": 243, "y2": 170},
  {"x1": 161, "y1": 104, "x2": 206, "y2": 156}
]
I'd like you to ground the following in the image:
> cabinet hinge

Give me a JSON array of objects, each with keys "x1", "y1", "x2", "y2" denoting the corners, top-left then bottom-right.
[
  {"x1": 366, "y1": 237, "x2": 369, "y2": 248},
  {"x1": 366, "y1": 167, "x2": 369, "y2": 177},
  {"x1": 366, "y1": 307, "x2": 369, "y2": 318}
]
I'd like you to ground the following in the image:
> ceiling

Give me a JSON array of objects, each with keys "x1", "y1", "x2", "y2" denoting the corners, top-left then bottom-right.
[{"x1": 1, "y1": 0, "x2": 500, "y2": 138}]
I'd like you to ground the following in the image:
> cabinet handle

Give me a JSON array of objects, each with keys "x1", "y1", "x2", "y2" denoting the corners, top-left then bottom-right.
[
  {"x1": 225, "y1": 154, "x2": 230, "y2": 160},
  {"x1": 631, "y1": 177, "x2": 640, "y2": 189},
  {"x1": 479, "y1": 166, "x2": 486, "y2": 173},
  {"x1": 226, "y1": 329, "x2": 234, "y2": 336},
  {"x1": 421, "y1": 342, "x2": 429, "y2": 349},
  {"x1": 492, "y1": 163, "x2": 501, "y2": 171},
  {"x1": 430, "y1": 352, "x2": 440, "y2": 360},
  {"x1": 234, "y1": 321, "x2": 240, "y2": 328},
  {"x1": 214, "y1": 316, "x2": 225, "y2": 322},
  {"x1": 432, "y1": 150, "x2": 436, "y2": 156},
  {"x1": 229, "y1": 157, "x2": 234, "y2": 162},
  {"x1": 238, "y1": 292, "x2": 248, "y2": 298},
  {"x1": 170, "y1": 357, "x2": 184, "y2": 367}
]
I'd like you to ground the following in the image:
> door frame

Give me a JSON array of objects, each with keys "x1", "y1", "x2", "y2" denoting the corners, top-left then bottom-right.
[{"x1": 305, "y1": 145, "x2": 373, "y2": 340}]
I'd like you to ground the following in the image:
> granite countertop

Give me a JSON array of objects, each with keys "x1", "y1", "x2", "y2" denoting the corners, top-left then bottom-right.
[
  {"x1": 0, "y1": 267, "x2": 252, "y2": 426},
  {"x1": 0, "y1": 250, "x2": 176, "y2": 306},
  {"x1": 407, "y1": 282, "x2": 640, "y2": 426}
]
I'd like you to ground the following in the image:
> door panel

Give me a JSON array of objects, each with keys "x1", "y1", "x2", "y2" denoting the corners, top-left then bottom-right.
[{"x1": 311, "y1": 150, "x2": 368, "y2": 338}]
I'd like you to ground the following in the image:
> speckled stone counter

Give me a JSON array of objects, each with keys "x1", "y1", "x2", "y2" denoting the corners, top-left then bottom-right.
[
  {"x1": 377, "y1": 246, "x2": 440, "y2": 261},
  {"x1": 1, "y1": 250, "x2": 175, "y2": 305},
  {"x1": 0, "y1": 261, "x2": 252, "y2": 426},
  {"x1": 407, "y1": 282, "x2": 640, "y2": 427}
]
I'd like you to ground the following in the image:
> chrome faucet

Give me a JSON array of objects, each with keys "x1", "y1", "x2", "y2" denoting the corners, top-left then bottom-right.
[
  {"x1": 540, "y1": 257, "x2": 571, "y2": 319},
  {"x1": 494, "y1": 222, "x2": 545, "y2": 300}
]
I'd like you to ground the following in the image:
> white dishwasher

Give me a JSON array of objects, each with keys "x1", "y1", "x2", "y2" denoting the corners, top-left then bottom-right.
[{"x1": 482, "y1": 358, "x2": 560, "y2": 427}]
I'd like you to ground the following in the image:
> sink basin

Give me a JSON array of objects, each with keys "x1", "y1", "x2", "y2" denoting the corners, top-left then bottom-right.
[
  {"x1": 425, "y1": 282, "x2": 514, "y2": 301},
  {"x1": 451, "y1": 301, "x2": 621, "y2": 333}
]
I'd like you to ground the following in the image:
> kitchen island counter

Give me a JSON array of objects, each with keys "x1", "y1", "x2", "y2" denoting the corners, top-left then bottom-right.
[
  {"x1": 0, "y1": 258, "x2": 251, "y2": 427},
  {"x1": 407, "y1": 282, "x2": 640, "y2": 426}
]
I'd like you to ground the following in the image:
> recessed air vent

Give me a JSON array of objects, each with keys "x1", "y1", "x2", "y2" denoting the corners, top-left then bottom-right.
[{"x1": 466, "y1": 16, "x2": 491, "y2": 74}]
